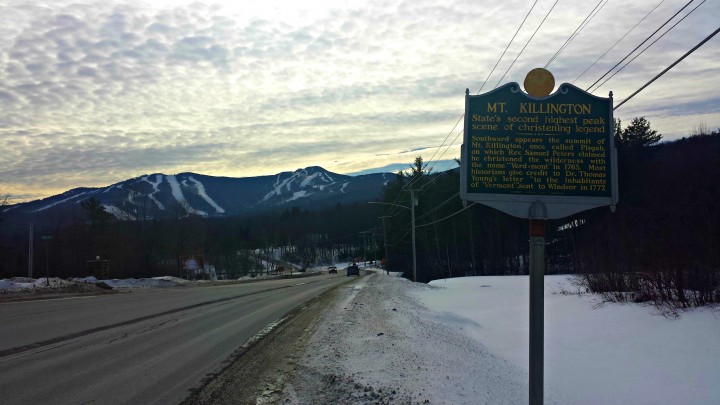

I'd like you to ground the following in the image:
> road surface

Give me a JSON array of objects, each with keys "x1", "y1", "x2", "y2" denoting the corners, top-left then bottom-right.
[{"x1": 0, "y1": 273, "x2": 353, "y2": 404}]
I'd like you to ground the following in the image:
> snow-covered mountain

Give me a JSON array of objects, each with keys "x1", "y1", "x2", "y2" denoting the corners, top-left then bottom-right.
[{"x1": 5, "y1": 167, "x2": 394, "y2": 222}]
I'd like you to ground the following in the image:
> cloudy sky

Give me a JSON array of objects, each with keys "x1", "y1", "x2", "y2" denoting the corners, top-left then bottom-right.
[{"x1": 1, "y1": 0, "x2": 718, "y2": 203}]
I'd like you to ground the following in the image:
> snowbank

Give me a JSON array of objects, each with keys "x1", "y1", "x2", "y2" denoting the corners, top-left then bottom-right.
[
  {"x1": 416, "y1": 275, "x2": 720, "y2": 405},
  {"x1": 101, "y1": 276, "x2": 189, "y2": 288},
  {"x1": 285, "y1": 272, "x2": 543, "y2": 404}
]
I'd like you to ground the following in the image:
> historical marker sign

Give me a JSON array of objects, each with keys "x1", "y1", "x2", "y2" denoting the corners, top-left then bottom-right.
[{"x1": 460, "y1": 81, "x2": 618, "y2": 219}]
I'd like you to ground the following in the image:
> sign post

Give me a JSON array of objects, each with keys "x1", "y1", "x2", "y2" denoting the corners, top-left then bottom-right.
[{"x1": 460, "y1": 69, "x2": 618, "y2": 405}]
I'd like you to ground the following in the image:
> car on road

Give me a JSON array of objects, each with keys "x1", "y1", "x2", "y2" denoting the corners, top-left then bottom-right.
[
  {"x1": 347, "y1": 264, "x2": 360, "y2": 276},
  {"x1": 328, "y1": 266, "x2": 337, "y2": 274}
]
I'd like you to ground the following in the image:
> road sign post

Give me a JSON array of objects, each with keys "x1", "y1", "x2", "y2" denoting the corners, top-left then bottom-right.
[{"x1": 460, "y1": 69, "x2": 617, "y2": 405}]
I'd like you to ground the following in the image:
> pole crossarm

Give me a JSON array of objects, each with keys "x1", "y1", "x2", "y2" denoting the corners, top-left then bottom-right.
[{"x1": 368, "y1": 201, "x2": 411, "y2": 211}]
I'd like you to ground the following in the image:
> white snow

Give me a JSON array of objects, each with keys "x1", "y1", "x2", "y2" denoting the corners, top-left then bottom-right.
[
  {"x1": 166, "y1": 175, "x2": 207, "y2": 216},
  {"x1": 260, "y1": 169, "x2": 339, "y2": 203},
  {"x1": 84, "y1": 276, "x2": 189, "y2": 289},
  {"x1": 0, "y1": 277, "x2": 74, "y2": 289},
  {"x1": 101, "y1": 204, "x2": 132, "y2": 220},
  {"x1": 187, "y1": 176, "x2": 225, "y2": 214},
  {"x1": 299, "y1": 172, "x2": 321, "y2": 187},
  {"x1": 34, "y1": 191, "x2": 87, "y2": 212},
  {"x1": 284, "y1": 271, "x2": 719, "y2": 404},
  {"x1": 285, "y1": 190, "x2": 310, "y2": 202},
  {"x1": 339, "y1": 181, "x2": 349, "y2": 193},
  {"x1": 141, "y1": 174, "x2": 166, "y2": 210},
  {"x1": 415, "y1": 275, "x2": 720, "y2": 405},
  {"x1": 260, "y1": 173, "x2": 296, "y2": 203}
]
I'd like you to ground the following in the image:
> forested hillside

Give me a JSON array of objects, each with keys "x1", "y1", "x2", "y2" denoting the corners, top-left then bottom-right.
[
  {"x1": 377, "y1": 122, "x2": 719, "y2": 308},
  {"x1": 1, "y1": 122, "x2": 718, "y2": 310}
]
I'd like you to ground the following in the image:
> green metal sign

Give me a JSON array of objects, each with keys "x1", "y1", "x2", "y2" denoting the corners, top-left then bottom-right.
[{"x1": 460, "y1": 82, "x2": 618, "y2": 219}]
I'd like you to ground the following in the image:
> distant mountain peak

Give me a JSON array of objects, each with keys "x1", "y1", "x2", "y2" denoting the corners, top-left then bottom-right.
[{"x1": 6, "y1": 167, "x2": 388, "y2": 225}]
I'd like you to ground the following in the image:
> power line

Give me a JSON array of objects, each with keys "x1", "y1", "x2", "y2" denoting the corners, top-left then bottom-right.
[
  {"x1": 493, "y1": 0, "x2": 559, "y2": 89},
  {"x1": 386, "y1": 226, "x2": 411, "y2": 247},
  {"x1": 574, "y1": 0, "x2": 666, "y2": 84},
  {"x1": 416, "y1": 203, "x2": 477, "y2": 228},
  {"x1": 593, "y1": 0, "x2": 706, "y2": 92},
  {"x1": 404, "y1": 0, "x2": 537, "y2": 191},
  {"x1": 478, "y1": 0, "x2": 538, "y2": 94},
  {"x1": 411, "y1": 1, "x2": 557, "y2": 192},
  {"x1": 393, "y1": 1, "x2": 557, "y2": 230},
  {"x1": 586, "y1": 0, "x2": 696, "y2": 92},
  {"x1": 415, "y1": 191, "x2": 460, "y2": 221},
  {"x1": 614, "y1": 25, "x2": 720, "y2": 110},
  {"x1": 403, "y1": 0, "x2": 540, "y2": 193},
  {"x1": 545, "y1": 0, "x2": 608, "y2": 68}
]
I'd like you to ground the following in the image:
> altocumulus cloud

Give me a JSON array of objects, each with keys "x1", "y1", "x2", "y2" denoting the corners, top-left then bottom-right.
[{"x1": 0, "y1": 0, "x2": 718, "y2": 202}]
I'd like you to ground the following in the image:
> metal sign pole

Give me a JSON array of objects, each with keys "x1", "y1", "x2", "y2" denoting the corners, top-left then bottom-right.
[
  {"x1": 529, "y1": 201, "x2": 547, "y2": 405},
  {"x1": 460, "y1": 69, "x2": 617, "y2": 405}
]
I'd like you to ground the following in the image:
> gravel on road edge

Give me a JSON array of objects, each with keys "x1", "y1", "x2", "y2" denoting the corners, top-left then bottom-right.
[{"x1": 181, "y1": 277, "x2": 355, "y2": 404}]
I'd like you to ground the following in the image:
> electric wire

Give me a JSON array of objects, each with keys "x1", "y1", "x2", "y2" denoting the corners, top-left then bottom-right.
[
  {"x1": 586, "y1": 0, "x2": 696, "y2": 92},
  {"x1": 574, "y1": 0, "x2": 666, "y2": 84},
  {"x1": 401, "y1": 0, "x2": 539, "y2": 193},
  {"x1": 386, "y1": 226, "x2": 411, "y2": 247},
  {"x1": 383, "y1": 0, "x2": 558, "y2": 234},
  {"x1": 416, "y1": 203, "x2": 477, "y2": 228},
  {"x1": 380, "y1": 0, "x2": 716, "y2": 251},
  {"x1": 493, "y1": 0, "x2": 559, "y2": 89},
  {"x1": 545, "y1": 0, "x2": 608, "y2": 68},
  {"x1": 415, "y1": 192, "x2": 460, "y2": 221},
  {"x1": 593, "y1": 0, "x2": 706, "y2": 91},
  {"x1": 614, "y1": 25, "x2": 720, "y2": 110},
  {"x1": 478, "y1": 0, "x2": 538, "y2": 94}
]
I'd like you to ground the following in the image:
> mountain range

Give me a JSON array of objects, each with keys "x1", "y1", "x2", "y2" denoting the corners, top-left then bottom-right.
[{"x1": 3, "y1": 166, "x2": 394, "y2": 224}]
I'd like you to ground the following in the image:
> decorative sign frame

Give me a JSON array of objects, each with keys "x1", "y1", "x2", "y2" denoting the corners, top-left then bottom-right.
[{"x1": 460, "y1": 82, "x2": 618, "y2": 219}]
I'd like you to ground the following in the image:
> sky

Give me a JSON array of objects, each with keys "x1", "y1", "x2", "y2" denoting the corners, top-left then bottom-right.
[{"x1": 1, "y1": 0, "x2": 719, "y2": 203}]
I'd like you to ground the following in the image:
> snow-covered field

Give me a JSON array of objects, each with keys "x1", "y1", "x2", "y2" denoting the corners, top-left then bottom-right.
[
  {"x1": 285, "y1": 271, "x2": 719, "y2": 404},
  {"x1": 417, "y1": 275, "x2": 720, "y2": 405}
]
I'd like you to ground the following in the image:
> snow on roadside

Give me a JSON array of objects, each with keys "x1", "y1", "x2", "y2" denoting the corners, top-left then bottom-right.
[
  {"x1": 100, "y1": 276, "x2": 190, "y2": 288},
  {"x1": 0, "y1": 277, "x2": 74, "y2": 290},
  {"x1": 415, "y1": 275, "x2": 720, "y2": 405},
  {"x1": 283, "y1": 272, "x2": 557, "y2": 404},
  {"x1": 0, "y1": 276, "x2": 189, "y2": 291}
]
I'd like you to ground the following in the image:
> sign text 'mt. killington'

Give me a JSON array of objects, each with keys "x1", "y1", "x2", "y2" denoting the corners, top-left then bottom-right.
[{"x1": 485, "y1": 101, "x2": 594, "y2": 115}]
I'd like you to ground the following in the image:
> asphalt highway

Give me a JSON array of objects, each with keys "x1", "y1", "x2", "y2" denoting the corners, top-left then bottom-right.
[{"x1": 0, "y1": 273, "x2": 353, "y2": 404}]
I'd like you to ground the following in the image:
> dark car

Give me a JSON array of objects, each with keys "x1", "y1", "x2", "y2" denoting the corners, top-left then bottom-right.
[
  {"x1": 328, "y1": 266, "x2": 338, "y2": 274},
  {"x1": 347, "y1": 264, "x2": 360, "y2": 276}
]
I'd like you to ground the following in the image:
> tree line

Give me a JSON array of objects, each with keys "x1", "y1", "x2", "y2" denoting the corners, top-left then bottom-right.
[
  {"x1": 1, "y1": 118, "x2": 718, "y2": 309},
  {"x1": 0, "y1": 196, "x2": 379, "y2": 280},
  {"x1": 376, "y1": 118, "x2": 719, "y2": 308}
]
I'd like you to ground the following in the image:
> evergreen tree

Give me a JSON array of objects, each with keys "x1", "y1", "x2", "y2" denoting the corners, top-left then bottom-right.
[
  {"x1": 80, "y1": 197, "x2": 113, "y2": 225},
  {"x1": 619, "y1": 116, "x2": 662, "y2": 147}
]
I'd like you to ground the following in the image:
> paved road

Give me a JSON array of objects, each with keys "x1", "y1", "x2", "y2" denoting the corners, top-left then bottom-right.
[{"x1": 0, "y1": 273, "x2": 354, "y2": 404}]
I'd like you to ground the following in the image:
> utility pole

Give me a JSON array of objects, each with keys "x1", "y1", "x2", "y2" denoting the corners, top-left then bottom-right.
[
  {"x1": 41, "y1": 235, "x2": 52, "y2": 286},
  {"x1": 368, "y1": 195, "x2": 418, "y2": 282},
  {"x1": 410, "y1": 189, "x2": 417, "y2": 283},
  {"x1": 28, "y1": 223, "x2": 33, "y2": 278},
  {"x1": 379, "y1": 216, "x2": 391, "y2": 274}
]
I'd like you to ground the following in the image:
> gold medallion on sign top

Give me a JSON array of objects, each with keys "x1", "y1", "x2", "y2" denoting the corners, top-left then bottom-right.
[{"x1": 524, "y1": 68, "x2": 555, "y2": 98}]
